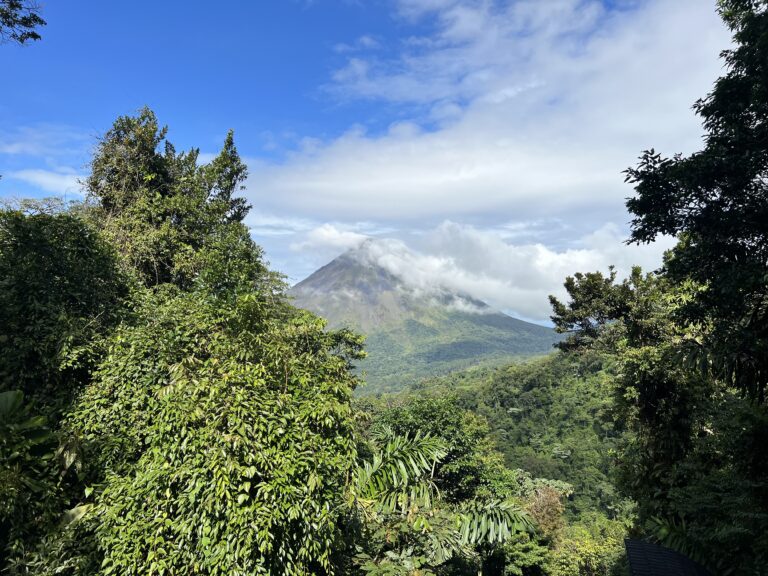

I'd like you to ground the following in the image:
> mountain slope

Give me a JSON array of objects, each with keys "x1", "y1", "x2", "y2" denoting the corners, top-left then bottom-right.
[{"x1": 290, "y1": 243, "x2": 559, "y2": 393}]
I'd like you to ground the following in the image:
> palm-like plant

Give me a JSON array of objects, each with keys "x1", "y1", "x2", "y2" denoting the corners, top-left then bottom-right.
[
  {"x1": 349, "y1": 430, "x2": 535, "y2": 575},
  {"x1": 350, "y1": 431, "x2": 447, "y2": 516}
]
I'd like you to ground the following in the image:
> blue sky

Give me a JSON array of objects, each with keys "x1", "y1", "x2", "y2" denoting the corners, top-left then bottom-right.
[
  {"x1": 1, "y1": 2, "x2": 399, "y2": 165},
  {"x1": 0, "y1": 0, "x2": 731, "y2": 321}
]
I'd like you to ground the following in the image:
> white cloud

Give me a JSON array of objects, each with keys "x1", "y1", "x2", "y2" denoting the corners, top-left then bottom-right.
[
  {"x1": 245, "y1": 0, "x2": 729, "y2": 229},
  {"x1": 0, "y1": 125, "x2": 90, "y2": 158},
  {"x1": 6, "y1": 169, "x2": 84, "y2": 195},
  {"x1": 290, "y1": 223, "x2": 369, "y2": 251},
  {"x1": 335, "y1": 221, "x2": 674, "y2": 322},
  {"x1": 247, "y1": 211, "x2": 317, "y2": 237},
  {"x1": 334, "y1": 34, "x2": 382, "y2": 53}
]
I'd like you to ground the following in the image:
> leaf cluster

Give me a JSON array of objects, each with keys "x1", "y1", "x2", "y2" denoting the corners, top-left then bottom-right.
[{"x1": 0, "y1": 0, "x2": 45, "y2": 44}]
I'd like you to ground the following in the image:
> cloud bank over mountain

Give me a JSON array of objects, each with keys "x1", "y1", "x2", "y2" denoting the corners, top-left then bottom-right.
[
  {"x1": 288, "y1": 222, "x2": 674, "y2": 323},
  {"x1": 239, "y1": 0, "x2": 726, "y2": 321},
  {"x1": 0, "y1": 1, "x2": 729, "y2": 323}
]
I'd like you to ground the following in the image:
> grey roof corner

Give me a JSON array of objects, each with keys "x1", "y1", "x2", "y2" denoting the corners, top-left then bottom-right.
[{"x1": 625, "y1": 539, "x2": 713, "y2": 576}]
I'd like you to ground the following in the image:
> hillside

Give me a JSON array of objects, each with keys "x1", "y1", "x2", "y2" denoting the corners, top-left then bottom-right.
[
  {"x1": 289, "y1": 242, "x2": 559, "y2": 393},
  {"x1": 406, "y1": 352, "x2": 629, "y2": 519}
]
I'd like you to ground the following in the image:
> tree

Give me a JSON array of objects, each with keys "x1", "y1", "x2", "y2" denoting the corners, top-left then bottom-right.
[
  {"x1": 0, "y1": 0, "x2": 45, "y2": 44},
  {"x1": 0, "y1": 110, "x2": 371, "y2": 575},
  {"x1": 347, "y1": 426, "x2": 535, "y2": 576},
  {"x1": 548, "y1": 267, "x2": 633, "y2": 352},
  {"x1": 34, "y1": 293, "x2": 363, "y2": 576},
  {"x1": 548, "y1": 3, "x2": 768, "y2": 571},
  {"x1": 85, "y1": 107, "x2": 268, "y2": 292},
  {"x1": 624, "y1": 0, "x2": 768, "y2": 404},
  {"x1": 551, "y1": 261, "x2": 768, "y2": 573},
  {"x1": 0, "y1": 391, "x2": 59, "y2": 568},
  {"x1": 360, "y1": 395, "x2": 520, "y2": 503}
]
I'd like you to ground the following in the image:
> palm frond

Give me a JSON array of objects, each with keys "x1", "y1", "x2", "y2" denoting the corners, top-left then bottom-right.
[
  {"x1": 352, "y1": 433, "x2": 448, "y2": 514},
  {"x1": 456, "y1": 500, "x2": 535, "y2": 545}
]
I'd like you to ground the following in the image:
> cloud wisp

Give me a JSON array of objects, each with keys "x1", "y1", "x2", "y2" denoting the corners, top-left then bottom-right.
[
  {"x1": 0, "y1": 124, "x2": 91, "y2": 198},
  {"x1": 5, "y1": 168, "x2": 84, "y2": 196}
]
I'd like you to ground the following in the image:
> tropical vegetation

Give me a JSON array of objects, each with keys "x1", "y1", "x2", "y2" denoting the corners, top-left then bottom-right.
[
  {"x1": 2, "y1": 0, "x2": 768, "y2": 574},
  {"x1": 0, "y1": 109, "x2": 545, "y2": 575}
]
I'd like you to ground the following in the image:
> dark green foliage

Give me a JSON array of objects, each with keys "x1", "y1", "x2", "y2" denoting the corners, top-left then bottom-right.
[
  {"x1": 551, "y1": 267, "x2": 768, "y2": 572},
  {"x1": 0, "y1": 391, "x2": 59, "y2": 568},
  {"x1": 351, "y1": 398, "x2": 541, "y2": 576},
  {"x1": 203, "y1": 130, "x2": 251, "y2": 224},
  {"x1": 359, "y1": 388, "x2": 627, "y2": 575},
  {"x1": 625, "y1": 0, "x2": 768, "y2": 405},
  {"x1": 546, "y1": 9, "x2": 768, "y2": 567},
  {"x1": 548, "y1": 268, "x2": 633, "y2": 352},
  {"x1": 586, "y1": 1, "x2": 768, "y2": 571},
  {"x1": 411, "y1": 354, "x2": 627, "y2": 520},
  {"x1": 359, "y1": 395, "x2": 522, "y2": 503},
  {"x1": 0, "y1": 0, "x2": 45, "y2": 44},
  {"x1": 0, "y1": 209, "x2": 128, "y2": 415}
]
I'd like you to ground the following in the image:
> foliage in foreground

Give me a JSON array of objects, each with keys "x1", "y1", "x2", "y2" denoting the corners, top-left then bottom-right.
[
  {"x1": 0, "y1": 109, "x2": 364, "y2": 574},
  {"x1": 0, "y1": 209, "x2": 128, "y2": 417},
  {"x1": 358, "y1": 394, "x2": 628, "y2": 576},
  {"x1": 0, "y1": 390, "x2": 59, "y2": 567},
  {"x1": 40, "y1": 291, "x2": 362, "y2": 576}
]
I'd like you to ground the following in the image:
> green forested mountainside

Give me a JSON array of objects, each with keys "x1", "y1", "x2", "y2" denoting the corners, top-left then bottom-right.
[
  {"x1": 397, "y1": 353, "x2": 629, "y2": 520},
  {"x1": 289, "y1": 248, "x2": 559, "y2": 394},
  {"x1": 361, "y1": 310, "x2": 556, "y2": 395}
]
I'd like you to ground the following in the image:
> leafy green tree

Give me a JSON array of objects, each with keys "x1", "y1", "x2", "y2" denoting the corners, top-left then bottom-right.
[
  {"x1": 347, "y1": 427, "x2": 535, "y2": 576},
  {"x1": 551, "y1": 266, "x2": 768, "y2": 572},
  {"x1": 545, "y1": 513, "x2": 627, "y2": 576},
  {"x1": 33, "y1": 291, "x2": 363, "y2": 576},
  {"x1": 356, "y1": 396, "x2": 597, "y2": 576},
  {"x1": 625, "y1": 0, "x2": 768, "y2": 404},
  {"x1": 413, "y1": 355, "x2": 629, "y2": 520},
  {"x1": 0, "y1": 208, "x2": 128, "y2": 416},
  {"x1": 548, "y1": 268, "x2": 632, "y2": 352},
  {"x1": 548, "y1": 3, "x2": 768, "y2": 571},
  {"x1": 397, "y1": 359, "x2": 633, "y2": 575},
  {"x1": 360, "y1": 395, "x2": 522, "y2": 503},
  {"x1": 0, "y1": 0, "x2": 45, "y2": 44},
  {"x1": 0, "y1": 109, "x2": 371, "y2": 575},
  {"x1": 85, "y1": 107, "x2": 268, "y2": 292}
]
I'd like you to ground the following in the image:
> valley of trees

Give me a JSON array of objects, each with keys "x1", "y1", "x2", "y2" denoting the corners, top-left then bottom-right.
[{"x1": 1, "y1": 0, "x2": 767, "y2": 574}]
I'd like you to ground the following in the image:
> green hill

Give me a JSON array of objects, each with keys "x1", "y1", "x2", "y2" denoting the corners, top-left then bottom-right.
[
  {"x1": 407, "y1": 352, "x2": 629, "y2": 519},
  {"x1": 289, "y1": 242, "x2": 559, "y2": 393}
]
